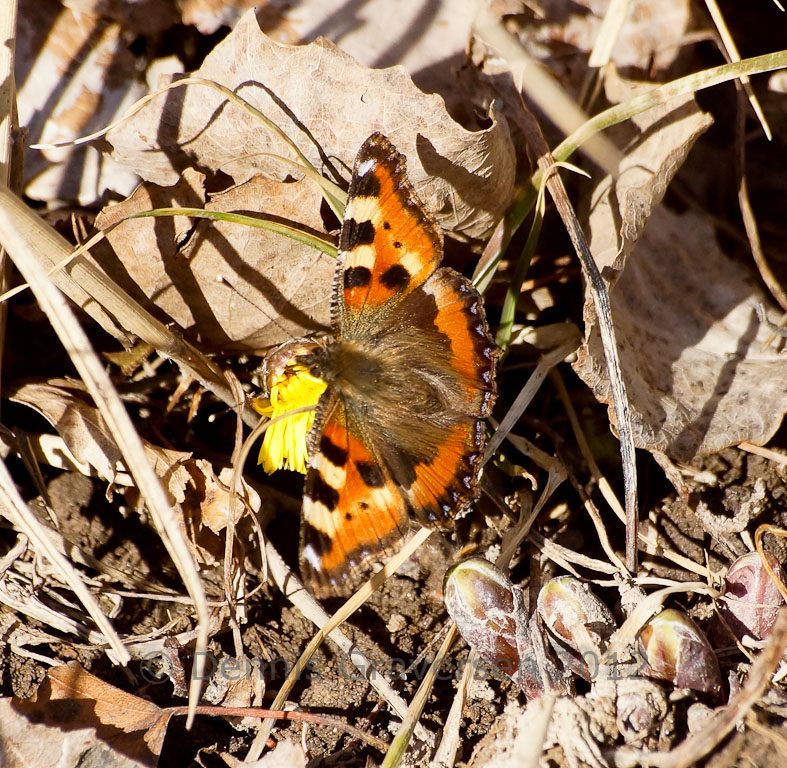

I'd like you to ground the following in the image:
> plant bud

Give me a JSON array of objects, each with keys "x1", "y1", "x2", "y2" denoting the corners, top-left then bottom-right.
[
  {"x1": 719, "y1": 552, "x2": 786, "y2": 642},
  {"x1": 615, "y1": 678, "x2": 668, "y2": 745},
  {"x1": 444, "y1": 557, "x2": 543, "y2": 697},
  {"x1": 537, "y1": 576, "x2": 616, "y2": 680},
  {"x1": 637, "y1": 608, "x2": 721, "y2": 698}
]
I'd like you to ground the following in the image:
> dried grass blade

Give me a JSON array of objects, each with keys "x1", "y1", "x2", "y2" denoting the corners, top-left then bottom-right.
[{"x1": 0, "y1": 184, "x2": 209, "y2": 727}]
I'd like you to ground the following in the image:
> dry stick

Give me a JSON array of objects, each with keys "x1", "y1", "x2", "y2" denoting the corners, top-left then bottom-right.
[
  {"x1": 530, "y1": 533, "x2": 619, "y2": 578},
  {"x1": 428, "y1": 647, "x2": 478, "y2": 768},
  {"x1": 755, "y1": 525, "x2": 787, "y2": 604},
  {"x1": 611, "y1": 608, "x2": 787, "y2": 768},
  {"x1": 735, "y1": 89, "x2": 787, "y2": 311},
  {"x1": 740, "y1": 441, "x2": 787, "y2": 467},
  {"x1": 706, "y1": 0, "x2": 771, "y2": 140},
  {"x1": 520, "y1": 113, "x2": 639, "y2": 575},
  {"x1": 587, "y1": 0, "x2": 630, "y2": 69},
  {"x1": 168, "y1": 705, "x2": 389, "y2": 752},
  {"x1": 0, "y1": 0, "x2": 18, "y2": 419},
  {"x1": 224, "y1": 368, "x2": 248, "y2": 657}
]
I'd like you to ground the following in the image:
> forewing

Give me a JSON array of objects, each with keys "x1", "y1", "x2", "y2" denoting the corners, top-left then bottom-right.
[
  {"x1": 300, "y1": 394, "x2": 411, "y2": 598},
  {"x1": 335, "y1": 133, "x2": 443, "y2": 338}
]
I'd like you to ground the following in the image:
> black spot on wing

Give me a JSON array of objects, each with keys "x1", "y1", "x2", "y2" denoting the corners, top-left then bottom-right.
[
  {"x1": 393, "y1": 241, "x2": 402, "y2": 249},
  {"x1": 355, "y1": 460, "x2": 385, "y2": 488},
  {"x1": 380, "y1": 263, "x2": 410, "y2": 290},
  {"x1": 302, "y1": 520, "x2": 333, "y2": 557},
  {"x1": 320, "y1": 434, "x2": 348, "y2": 467},
  {"x1": 383, "y1": 221, "x2": 391, "y2": 230},
  {"x1": 353, "y1": 169, "x2": 381, "y2": 199},
  {"x1": 340, "y1": 218, "x2": 375, "y2": 250},
  {"x1": 306, "y1": 470, "x2": 340, "y2": 510},
  {"x1": 344, "y1": 266, "x2": 372, "y2": 289}
]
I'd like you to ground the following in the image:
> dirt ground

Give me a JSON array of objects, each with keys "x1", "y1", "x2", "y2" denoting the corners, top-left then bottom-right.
[{"x1": 3, "y1": 2, "x2": 787, "y2": 767}]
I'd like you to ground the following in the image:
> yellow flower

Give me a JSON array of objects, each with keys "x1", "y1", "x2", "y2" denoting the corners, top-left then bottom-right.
[{"x1": 252, "y1": 348, "x2": 327, "y2": 474}]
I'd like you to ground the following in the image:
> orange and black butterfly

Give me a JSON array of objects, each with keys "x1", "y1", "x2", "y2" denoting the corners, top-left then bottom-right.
[{"x1": 297, "y1": 133, "x2": 497, "y2": 597}]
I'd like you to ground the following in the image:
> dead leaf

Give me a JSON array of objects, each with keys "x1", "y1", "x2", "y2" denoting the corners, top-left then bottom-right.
[
  {"x1": 106, "y1": 9, "x2": 516, "y2": 243},
  {"x1": 180, "y1": 460, "x2": 261, "y2": 565},
  {"x1": 574, "y1": 71, "x2": 787, "y2": 461},
  {"x1": 9, "y1": 380, "x2": 123, "y2": 483},
  {"x1": 199, "y1": 465, "x2": 260, "y2": 535},
  {"x1": 146, "y1": 444, "x2": 193, "y2": 504},
  {"x1": 256, "y1": 0, "x2": 481, "y2": 118},
  {"x1": 94, "y1": 169, "x2": 334, "y2": 351},
  {"x1": 10, "y1": 380, "x2": 193, "y2": 494},
  {"x1": 0, "y1": 662, "x2": 172, "y2": 767},
  {"x1": 17, "y1": 0, "x2": 144, "y2": 205}
]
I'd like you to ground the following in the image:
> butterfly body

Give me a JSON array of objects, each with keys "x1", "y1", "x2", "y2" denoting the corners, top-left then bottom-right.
[{"x1": 298, "y1": 134, "x2": 497, "y2": 597}]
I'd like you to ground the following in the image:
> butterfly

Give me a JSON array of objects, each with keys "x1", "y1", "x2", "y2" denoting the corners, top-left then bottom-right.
[{"x1": 296, "y1": 133, "x2": 497, "y2": 598}]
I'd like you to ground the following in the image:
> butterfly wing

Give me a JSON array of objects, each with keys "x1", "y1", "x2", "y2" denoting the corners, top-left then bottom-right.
[
  {"x1": 300, "y1": 392, "x2": 412, "y2": 598},
  {"x1": 367, "y1": 266, "x2": 497, "y2": 528},
  {"x1": 334, "y1": 133, "x2": 443, "y2": 339},
  {"x1": 299, "y1": 133, "x2": 497, "y2": 597}
]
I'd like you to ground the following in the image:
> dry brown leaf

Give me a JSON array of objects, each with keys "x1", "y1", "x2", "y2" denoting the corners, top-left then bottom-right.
[
  {"x1": 95, "y1": 168, "x2": 333, "y2": 351},
  {"x1": 531, "y1": 0, "x2": 690, "y2": 74},
  {"x1": 0, "y1": 662, "x2": 171, "y2": 767},
  {"x1": 17, "y1": 0, "x2": 144, "y2": 205},
  {"x1": 9, "y1": 380, "x2": 124, "y2": 484},
  {"x1": 574, "y1": 71, "x2": 787, "y2": 462},
  {"x1": 199, "y1": 464, "x2": 259, "y2": 535},
  {"x1": 146, "y1": 444, "x2": 194, "y2": 504},
  {"x1": 256, "y1": 0, "x2": 480, "y2": 116},
  {"x1": 9, "y1": 380, "x2": 193, "y2": 493},
  {"x1": 106, "y1": 9, "x2": 516, "y2": 242},
  {"x1": 179, "y1": 460, "x2": 262, "y2": 565}
]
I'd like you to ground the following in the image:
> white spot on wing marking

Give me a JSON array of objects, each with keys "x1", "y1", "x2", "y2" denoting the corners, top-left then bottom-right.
[
  {"x1": 302, "y1": 543, "x2": 323, "y2": 570},
  {"x1": 356, "y1": 158, "x2": 376, "y2": 177},
  {"x1": 312, "y1": 456, "x2": 345, "y2": 489},
  {"x1": 343, "y1": 243, "x2": 376, "y2": 269}
]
